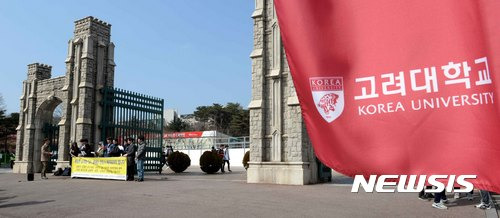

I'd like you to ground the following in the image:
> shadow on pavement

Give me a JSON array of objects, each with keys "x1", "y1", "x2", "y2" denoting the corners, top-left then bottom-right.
[
  {"x1": 0, "y1": 196, "x2": 17, "y2": 204},
  {"x1": 0, "y1": 200, "x2": 54, "y2": 209},
  {"x1": 447, "y1": 194, "x2": 481, "y2": 208},
  {"x1": 149, "y1": 170, "x2": 245, "y2": 177}
]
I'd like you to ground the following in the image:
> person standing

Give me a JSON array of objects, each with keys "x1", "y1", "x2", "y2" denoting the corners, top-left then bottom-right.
[
  {"x1": 163, "y1": 146, "x2": 173, "y2": 168},
  {"x1": 123, "y1": 137, "x2": 136, "y2": 181},
  {"x1": 476, "y1": 190, "x2": 493, "y2": 209},
  {"x1": 40, "y1": 139, "x2": 52, "y2": 180},
  {"x1": 108, "y1": 138, "x2": 122, "y2": 157},
  {"x1": 78, "y1": 139, "x2": 93, "y2": 157},
  {"x1": 135, "y1": 136, "x2": 147, "y2": 182},
  {"x1": 222, "y1": 145, "x2": 231, "y2": 172},
  {"x1": 432, "y1": 190, "x2": 448, "y2": 209},
  {"x1": 418, "y1": 186, "x2": 434, "y2": 201},
  {"x1": 159, "y1": 151, "x2": 166, "y2": 172},
  {"x1": 96, "y1": 142, "x2": 106, "y2": 157},
  {"x1": 118, "y1": 139, "x2": 125, "y2": 155},
  {"x1": 218, "y1": 145, "x2": 225, "y2": 173},
  {"x1": 166, "y1": 146, "x2": 173, "y2": 158},
  {"x1": 104, "y1": 137, "x2": 114, "y2": 157},
  {"x1": 69, "y1": 142, "x2": 80, "y2": 166}
]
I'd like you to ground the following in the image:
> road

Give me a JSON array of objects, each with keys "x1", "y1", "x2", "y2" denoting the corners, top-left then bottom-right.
[{"x1": 0, "y1": 167, "x2": 490, "y2": 218}]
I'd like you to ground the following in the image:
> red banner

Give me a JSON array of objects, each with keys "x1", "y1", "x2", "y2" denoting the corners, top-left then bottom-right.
[
  {"x1": 164, "y1": 131, "x2": 204, "y2": 139},
  {"x1": 275, "y1": 0, "x2": 500, "y2": 192}
]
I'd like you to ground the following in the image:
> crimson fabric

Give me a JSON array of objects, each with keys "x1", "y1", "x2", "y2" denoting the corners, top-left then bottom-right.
[{"x1": 274, "y1": 0, "x2": 500, "y2": 192}]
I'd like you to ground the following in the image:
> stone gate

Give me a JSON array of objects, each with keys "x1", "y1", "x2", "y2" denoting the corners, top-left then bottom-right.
[
  {"x1": 247, "y1": 0, "x2": 331, "y2": 185},
  {"x1": 14, "y1": 16, "x2": 116, "y2": 173}
]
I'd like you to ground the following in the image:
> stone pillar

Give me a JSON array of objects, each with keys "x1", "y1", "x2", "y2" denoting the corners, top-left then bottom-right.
[
  {"x1": 14, "y1": 81, "x2": 28, "y2": 162},
  {"x1": 106, "y1": 42, "x2": 116, "y2": 87},
  {"x1": 56, "y1": 101, "x2": 71, "y2": 169},
  {"x1": 75, "y1": 35, "x2": 95, "y2": 142},
  {"x1": 56, "y1": 40, "x2": 75, "y2": 169},
  {"x1": 69, "y1": 39, "x2": 81, "y2": 143},
  {"x1": 248, "y1": 0, "x2": 266, "y2": 164},
  {"x1": 247, "y1": 0, "x2": 319, "y2": 185},
  {"x1": 14, "y1": 63, "x2": 52, "y2": 173},
  {"x1": 93, "y1": 40, "x2": 106, "y2": 144},
  {"x1": 71, "y1": 16, "x2": 113, "y2": 144}
]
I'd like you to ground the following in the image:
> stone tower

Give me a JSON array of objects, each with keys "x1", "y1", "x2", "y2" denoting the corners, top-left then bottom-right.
[
  {"x1": 14, "y1": 17, "x2": 116, "y2": 173},
  {"x1": 65, "y1": 16, "x2": 115, "y2": 145},
  {"x1": 247, "y1": 0, "x2": 320, "y2": 185}
]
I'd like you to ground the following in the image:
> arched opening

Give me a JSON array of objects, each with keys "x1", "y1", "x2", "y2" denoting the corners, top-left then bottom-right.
[
  {"x1": 52, "y1": 104, "x2": 63, "y2": 125},
  {"x1": 33, "y1": 97, "x2": 63, "y2": 173}
]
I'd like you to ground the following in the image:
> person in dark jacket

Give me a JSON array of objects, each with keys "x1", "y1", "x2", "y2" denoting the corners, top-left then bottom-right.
[
  {"x1": 107, "y1": 138, "x2": 121, "y2": 157},
  {"x1": 69, "y1": 142, "x2": 80, "y2": 166},
  {"x1": 79, "y1": 139, "x2": 94, "y2": 157},
  {"x1": 104, "y1": 137, "x2": 114, "y2": 157},
  {"x1": 135, "y1": 136, "x2": 147, "y2": 182},
  {"x1": 123, "y1": 137, "x2": 136, "y2": 181},
  {"x1": 217, "y1": 145, "x2": 225, "y2": 173}
]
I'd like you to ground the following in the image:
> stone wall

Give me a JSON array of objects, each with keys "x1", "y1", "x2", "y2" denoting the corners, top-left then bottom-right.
[
  {"x1": 247, "y1": 0, "x2": 318, "y2": 185},
  {"x1": 13, "y1": 16, "x2": 116, "y2": 174}
]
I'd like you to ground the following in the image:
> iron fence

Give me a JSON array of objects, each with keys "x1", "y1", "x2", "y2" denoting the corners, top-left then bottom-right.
[{"x1": 101, "y1": 87, "x2": 164, "y2": 172}]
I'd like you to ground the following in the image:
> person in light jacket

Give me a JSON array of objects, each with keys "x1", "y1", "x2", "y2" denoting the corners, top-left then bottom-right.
[
  {"x1": 40, "y1": 138, "x2": 52, "y2": 180},
  {"x1": 135, "y1": 136, "x2": 147, "y2": 182},
  {"x1": 222, "y1": 145, "x2": 231, "y2": 172}
]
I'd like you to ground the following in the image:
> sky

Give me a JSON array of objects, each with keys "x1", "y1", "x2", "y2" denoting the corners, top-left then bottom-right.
[{"x1": 0, "y1": 0, "x2": 254, "y2": 115}]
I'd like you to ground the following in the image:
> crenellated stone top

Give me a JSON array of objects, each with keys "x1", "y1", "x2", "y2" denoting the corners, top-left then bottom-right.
[
  {"x1": 74, "y1": 16, "x2": 111, "y2": 27},
  {"x1": 27, "y1": 63, "x2": 52, "y2": 80},
  {"x1": 74, "y1": 16, "x2": 111, "y2": 41},
  {"x1": 28, "y1": 63, "x2": 52, "y2": 69}
]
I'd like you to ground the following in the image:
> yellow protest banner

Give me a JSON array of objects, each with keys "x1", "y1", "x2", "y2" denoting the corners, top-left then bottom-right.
[{"x1": 71, "y1": 157, "x2": 127, "y2": 181}]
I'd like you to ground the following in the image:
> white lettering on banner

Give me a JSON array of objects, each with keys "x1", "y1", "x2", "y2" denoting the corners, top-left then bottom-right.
[
  {"x1": 357, "y1": 92, "x2": 494, "y2": 116},
  {"x1": 381, "y1": 72, "x2": 406, "y2": 96},
  {"x1": 358, "y1": 102, "x2": 405, "y2": 116},
  {"x1": 410, "y1": 92, "x2": 494, "y2": 111},
  {"x1": 354, "y1": 76, "x2": 379, "y2": 100},
  {"x1": 475, "y1": 57, "x2": 492, "y2": 85},
  {"x1": 410, "y1": 67, "x2": 439, "y2": 93},
  {"x1": 353, "y1": 56, "x2": 495, "y2": 116},
  {"x1": 442, "y1": 61, "x2": 471, "y2": 89},
  {"x1": 351, "y1": 175, "x2": 477, "y2": 193}
]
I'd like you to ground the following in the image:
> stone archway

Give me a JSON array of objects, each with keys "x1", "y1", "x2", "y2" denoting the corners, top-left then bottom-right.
[
  {"x1": 13, "y1": 16, "x2": 116, "y2": 174},
  {"x1": 31, "y1": 96, "x2": 62, "y2": 172}
]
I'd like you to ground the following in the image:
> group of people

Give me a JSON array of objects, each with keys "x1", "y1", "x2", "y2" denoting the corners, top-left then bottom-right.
[
  {"x1": 418, "y1": 186, "x2": 493, "y2": 210},
  {"x1": 212, "y1": 144, "x2": 231, "y2": 173},
  {"x1": 68, "y1": 136, "x2": 147, "y2": 182},
  {"x1": 41, "y1": 136, "x2": 179, "y2": 182},
  {"x1": 69, "y1": 138, "x2": 124, "y2": 158}
]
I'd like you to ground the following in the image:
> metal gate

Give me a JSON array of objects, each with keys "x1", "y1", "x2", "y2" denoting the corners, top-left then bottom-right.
[
  {"x1": 42, "y1": 123, "x2": 59, "y2": 172},
  {"x1": 100, "y1": 87, "x2": 164, "y2": 173}
]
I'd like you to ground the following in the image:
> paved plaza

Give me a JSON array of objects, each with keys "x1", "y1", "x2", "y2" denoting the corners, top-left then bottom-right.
[{"x1": 0, "y1": 167, "x2": 494, "y2": 218}]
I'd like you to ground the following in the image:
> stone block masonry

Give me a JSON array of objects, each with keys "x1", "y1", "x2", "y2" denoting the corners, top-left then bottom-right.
[{"x1": 13, "y1": 16, "x2": 115, "y2": 174}]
